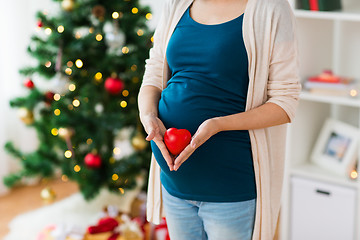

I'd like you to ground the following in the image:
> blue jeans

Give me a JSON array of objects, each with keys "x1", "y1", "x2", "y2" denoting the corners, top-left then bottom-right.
[{"x1": 161, "y1": 185, "x2": 256, "y2": 240}]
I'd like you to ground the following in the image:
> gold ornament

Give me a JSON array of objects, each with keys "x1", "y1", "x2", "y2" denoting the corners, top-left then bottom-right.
[
  {"x1": 131, "y1": 133, "x2": 147, "y2": 151},
  {"x1": 58, "y1": 127, "x2": 74, "y2": 139},
  {"x1": 17, "y1": 108, "x2": 34, "y2": 125},
  {"x1": 40, "y1": 187, "x2": 56, "y2": 203},
  {"x1": 61, "y1": 0, "x2": 75, "y2": 11}
]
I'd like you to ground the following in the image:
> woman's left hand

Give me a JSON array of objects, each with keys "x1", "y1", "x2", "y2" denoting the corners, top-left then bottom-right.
[{"x1": 173, "y1": 118, "x2": 222, "y2": 171}]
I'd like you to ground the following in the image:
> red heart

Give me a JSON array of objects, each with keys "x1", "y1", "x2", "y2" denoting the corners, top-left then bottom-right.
[{"x1": 164, "y1": 128, "x2": 192, "y2": 156}]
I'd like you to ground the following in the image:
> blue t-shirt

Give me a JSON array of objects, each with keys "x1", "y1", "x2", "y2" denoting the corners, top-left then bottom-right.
[{"x1": 150, "y1": 7, "x2": 256, "y2": 202}]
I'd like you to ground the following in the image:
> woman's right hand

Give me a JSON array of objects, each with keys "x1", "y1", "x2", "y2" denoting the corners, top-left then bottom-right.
[{"x1": 141, "y1": 114, "x2": 175, "y2": 171}]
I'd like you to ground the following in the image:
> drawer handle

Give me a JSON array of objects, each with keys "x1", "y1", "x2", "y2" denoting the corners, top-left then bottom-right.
[{"x1": 316, "y1": 189, "x2": 331, "y2": 196}]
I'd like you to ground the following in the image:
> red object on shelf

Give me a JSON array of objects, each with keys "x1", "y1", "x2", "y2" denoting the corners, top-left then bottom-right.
[
  {"x1": 309, "y1": 0, "x2": 319, "y2": 11},
  {"x1": 308, "y1": 76, "x2": 341, "y2": 83},
  {"x1": 308, "y1": 70, "x2": 342, "y2": 84}
]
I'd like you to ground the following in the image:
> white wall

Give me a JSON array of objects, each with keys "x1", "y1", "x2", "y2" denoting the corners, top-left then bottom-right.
[
  {"x1": 0, "y1": 0, "x2": 54, "y2": 196},
  {"x1": 142, "y1": 0, "x2": 164, "y2": 29},
  {"x1": 0, "y1": 0, "x2": 164, "y2": 196}
]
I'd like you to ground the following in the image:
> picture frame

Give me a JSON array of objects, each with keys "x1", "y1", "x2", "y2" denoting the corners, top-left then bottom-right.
[{"x1": 311, "y1": 118, "x2": 359, "y2": 177}]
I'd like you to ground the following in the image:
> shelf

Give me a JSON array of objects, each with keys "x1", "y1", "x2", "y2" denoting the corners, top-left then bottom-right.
[
  {"x1": 294, "y1": 9, "x2": 360, "y2": 22},
  {"x1": 290, "y1": 163, "x2": 358, "y2": 189},
  {"x1": 282, "y1": 2, "x2": 360, "y2": 239},
  {"x1": 300, "y1": 91, "x2": 360, "y2": 107}
]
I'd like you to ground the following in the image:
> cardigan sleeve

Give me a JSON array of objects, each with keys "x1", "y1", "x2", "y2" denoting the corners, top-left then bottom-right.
[
  {"x1": 265, "y1": 0, "x2": 302, "y2": 123},
  {"x1": 140, "y1": 1, "x2": 171, "y2": 91}
]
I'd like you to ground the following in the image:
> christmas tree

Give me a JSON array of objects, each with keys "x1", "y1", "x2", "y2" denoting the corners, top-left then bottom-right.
[{"x1": 3, "y1": 0, "x2": 153, "y2": 200}]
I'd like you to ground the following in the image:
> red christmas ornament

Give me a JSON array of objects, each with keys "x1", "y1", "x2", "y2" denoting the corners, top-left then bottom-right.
[
  {"x1": 44, "y1": 91, "x2": 55, "y2": 105},
  {"x1": 37, "y1": 20, "x2": 43, "y2": 28},
  {"x1": 84, "y1": 153, "x2": 102, "y2": 168},
  {"x1": 104, "y1": 77, "x2": 124, "y2": 95},
  {"x1": 164, "y1": 128, "x2": 192, "y2": 156},
  {"x1": 24, "y1": 78, "x2": 35, "y2": 89}
]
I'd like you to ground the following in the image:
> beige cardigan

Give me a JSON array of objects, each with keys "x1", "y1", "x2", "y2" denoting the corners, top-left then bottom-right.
[{"x1": 140, "y1": 0, "x2": 301, "y2": 239}]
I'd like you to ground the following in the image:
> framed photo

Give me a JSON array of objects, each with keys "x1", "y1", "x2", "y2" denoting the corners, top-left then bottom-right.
[{"x1": 311, "y1": 118, "x2": 359, "y2": 177}]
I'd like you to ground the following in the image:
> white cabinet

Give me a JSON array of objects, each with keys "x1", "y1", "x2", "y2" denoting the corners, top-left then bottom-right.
[
  {"x1": 282, "y1": 0, "x2": 360, "y2": 239},
  {"x1": 290, "y1": 176, "x2": 356, "y2": 240}
]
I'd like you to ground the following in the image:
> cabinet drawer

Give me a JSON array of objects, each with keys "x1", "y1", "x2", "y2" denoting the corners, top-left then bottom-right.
[{"x1": 290, "y1": 176, "x2": 356, "y2": 240}]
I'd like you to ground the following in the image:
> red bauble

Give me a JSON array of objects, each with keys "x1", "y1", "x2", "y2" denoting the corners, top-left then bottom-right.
[
  {"x1": 44, "y1": 91, "x2": 55, "y2": 105},
  {"x1": 104, "y1": 77, "x2": 124, "y2": 95},
  {"x1": 164, "y1": 128, "x2": 192, "y2": 156},
  {"x1": 37, "y1": 21, "x2": 43, "y2": 28},
  {"x1": 84, "y1": 153, "x2": 102, "y2": 168},
  {"x1": 24, "y1": 78, "x2": 34, "y2": 89}
]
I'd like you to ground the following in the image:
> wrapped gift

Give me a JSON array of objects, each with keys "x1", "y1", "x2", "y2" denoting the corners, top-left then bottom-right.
[
  {"x1": 117, "y1": 214, "x2": 143, "y2": 240},
  {"x1": 99, "y1": 205, "x2": 125, "y2": 224},
  {"x1": 84, "y1": 232, "x2": 122, "y2": 240},
  {"x1": 85, "y1": 214, "x2": 143, "y2": 240},
  {"x1": 154, "y1": 218, "x2": 170, "y2": 240},
  {"x1": 130, "y1": 192, "x2": 146, "y2": 219},
  {"x1": 88, "y1": 217, "x2": 119, "y2": 234},
  {"x1": 38, "y1": 205, "x2": 145, "y2": 240},
  {"x1": 85, "y1": 216, "x2": 120, "y2": 240},
  {"x1": 131, "y1": 216, "x2": 151, "y2": 240},
  {"x1": 129, "y1": 192, "x2": 151, "y2": 240},
  {"x1": 37, "y1": 223, "x2": 85, "y2": 240}
]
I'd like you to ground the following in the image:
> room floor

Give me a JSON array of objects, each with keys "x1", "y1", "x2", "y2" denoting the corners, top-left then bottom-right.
[
  {"x1": 1, "y1": 180, "x2": 281, "y2": 239},
  {"x1": 0, "y1": 178, "x2": 78, "y2": 239}
]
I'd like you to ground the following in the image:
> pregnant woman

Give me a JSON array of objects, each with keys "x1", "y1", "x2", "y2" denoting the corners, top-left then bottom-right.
[{"x1": 138, "y1": 0, "x2": 301, "y2": 239}]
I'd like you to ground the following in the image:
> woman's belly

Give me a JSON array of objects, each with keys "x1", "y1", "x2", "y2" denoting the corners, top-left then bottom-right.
[
  {"x1": 158, "y1": 75, "x2": 249, "y2": 135},
  {"x1": 150, "y1": 77, "x2": 256, "y2": 201}
]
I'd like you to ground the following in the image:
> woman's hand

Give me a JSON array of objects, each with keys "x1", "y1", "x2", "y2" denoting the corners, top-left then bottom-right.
[
  {"x1": 173, "y1": 118, "x2": 221, "y2": 171},
  {"x1": 141, "y1": 114, "x2": 175, "y2": 171}
]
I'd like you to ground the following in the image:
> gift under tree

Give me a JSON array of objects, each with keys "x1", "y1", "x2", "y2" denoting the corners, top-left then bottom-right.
[{"x1": 3, "y1": 0, "x2": 154, "y2": 200}]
